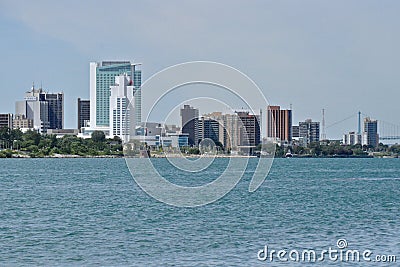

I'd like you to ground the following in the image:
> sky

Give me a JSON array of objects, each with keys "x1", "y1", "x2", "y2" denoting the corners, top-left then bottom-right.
[{"x1": 0, "y1": 0, "x2": 399, "y2": 139}]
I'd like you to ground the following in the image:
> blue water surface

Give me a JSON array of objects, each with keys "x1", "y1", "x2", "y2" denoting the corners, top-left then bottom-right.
[{"x1": 0, "y1": 158, "x2": 399, "y2": 266}]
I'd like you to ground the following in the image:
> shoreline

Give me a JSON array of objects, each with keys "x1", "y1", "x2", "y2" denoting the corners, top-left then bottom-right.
[{"x1": 0, "y1": 153, "x2": 396, "y2": 159}]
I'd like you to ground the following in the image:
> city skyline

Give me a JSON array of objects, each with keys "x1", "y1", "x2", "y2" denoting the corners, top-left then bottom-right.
[{"x1": 0, "y1": 1, "x2": 400, "y2": 139}]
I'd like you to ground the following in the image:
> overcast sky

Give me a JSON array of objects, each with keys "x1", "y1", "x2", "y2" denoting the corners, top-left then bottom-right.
[{"x1": 0, "y1": 0, "x2": 399, "y2": 139}]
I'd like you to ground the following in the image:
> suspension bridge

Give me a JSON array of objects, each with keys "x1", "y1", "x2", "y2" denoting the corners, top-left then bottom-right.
[{"x1": 325, "y1": 111, "x2": 400, "y2": 143}]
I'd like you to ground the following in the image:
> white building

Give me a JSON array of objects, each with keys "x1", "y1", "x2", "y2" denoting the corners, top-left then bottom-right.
[
  {"x1": 88, "y1": 61, "x2": 141, "y2": 137},
  {"x1": 15, "y1": 87, "x2": 50, "y2": 133},
  {"x1": 343, "y1": 131, "x2": 362, "y2": 145},
  {"x1": 109, "y1": 74, "x2": 136, "y2": 143}
]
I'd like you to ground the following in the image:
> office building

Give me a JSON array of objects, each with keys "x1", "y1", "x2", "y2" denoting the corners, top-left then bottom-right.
[
  {"x1": 77, "y1": 98, "x2": 90, "y2": 131},
  {"x1": 362, "y1": 118, "x2": 379, "y2": 147},
  {"x1": 236, "y1": 111, "x2": 261, "y2": 147},
  {"x1": 39, "y1": 92, "x2": 64, "y2": 129},
  {"x1": 203, "y1": 112, "x2": 246, "y2": 150},
  {"x1": 343, "y1": 131, "x2": 362, "y2": 146},
  {"x1": 199, "y1": 117, "x2": 220, "y2": 144},
  {"x1": 266, "y1": 105, "x2": 292, "y2": 143},
  {"x1": 89, "y1": 61, "x2": 141, "y2": 132},
  {"x1": 180, "y1": 105, "x2": 199, "y2": 146},
  {"x1": 292, "y1": 125, "x2": 300, "y2": 138},
  {"x1": 13, "y1": 115, "x2": 34, "y2": 131},
  {"x1": 0, "y1": 113, "x2": 13, "y2": 129},
  {"x1": 299, "y1": 119, "x2": 320, "y2": 145},
  {"x1": 15, "y1": 87, "x2": 49, "y2": 133},
  {"x1": 109, "y1": 74, "x2": 136, "y2": 143}
]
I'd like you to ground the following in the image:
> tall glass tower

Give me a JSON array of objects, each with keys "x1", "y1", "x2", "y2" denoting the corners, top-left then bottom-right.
[{"x1": 90, "y1": 61, "x2": 141, "y2": 130}]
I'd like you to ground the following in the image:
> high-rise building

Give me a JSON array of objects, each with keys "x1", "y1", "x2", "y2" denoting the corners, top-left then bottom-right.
[
  {"x1": 199, "y1": 117, "x2": 220, "y2": 144},
  {"x1": 236, "y1": 111, "x2": 261, "y2": 147},
  {"x1": 15, "y1": 87, "x2": 49, "y2": 133},
  {"x1": 266, "y1": 105, "x2": 292, "y2": 143},
  {"x1": 39, "y1": 92, "x2": 63, "y2": 129},
  {"x1": 13, "y1": 115, "x2": 33, "y2": 131},
  {"x1": 362, "y1": 117, "x2": 379, "y2": 147},
  {"x1": 89, "y1": 61, "x2": 141, "y2": 131},
  {"x1": 299, "y1": 119, "x2": 320, "y2": 145},
  {"x1": 180, "y1": 105, "x2": 199, "y2": 146},
  {"x1": 0, "y1": 113, "x2": 13, "y2": 129},
  {"x1": 343, "y1": 131, "x2": 362, "y2": 146},
  {"x1": 77, "y1": 98, "x2": 90, "y2": 131},
  {"x1": 203, "y1": 112, "x2": 243, "y2": 150},
  {"x1": 109, "y1": 74, "x2": 136, "y2": 143},
  {"x1": 292, "y1": 125, "x2": 300, "y2": 138}
]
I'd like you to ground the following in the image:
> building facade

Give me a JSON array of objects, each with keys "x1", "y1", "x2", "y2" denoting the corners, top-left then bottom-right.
[
  {"x1": 0, "y1": 113, "x2": 13, "y2": 129},
  {"x1": 109, "y1": 74, "x2": 136, "y2": 143},
  {"x1": 266, "y1": 105, "x2": 292, "y2": 144},
  {"x1": 362, "y1": 117, "x2": 379, "y2": 147},
  {"x1": 199, "y1": 117, "x2": 220, "y2": 144},
  {"x1": 15, "y1": 88, "x2": 49, "y2": 133},
  {"x1": 236, "y1": 111, "x2": 261, "y2": 147},
  {"x1": 39, "y1": 92, "x2": 64, "y2": 129},
  {"x1": 180, "y1": 105, "x2": 199, "y2": 146},
  {"x1": 299, "y1": 119, "x2": 320, "y2": 145},
  {"x1": 343, "y1": 131, "x2": 362, "y2": 146},
  {"x1": 77, "y1": 98, "x2": 90, "y2": 131},
  {"x1": 89, "y1": 61, "x2": 141, "y2": 131},
  {"x1": 13, "y1": 115, "x2": 34, "y2": 131}
]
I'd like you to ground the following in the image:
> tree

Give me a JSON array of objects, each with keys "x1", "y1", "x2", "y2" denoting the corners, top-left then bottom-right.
[{"x1": 91, "y1": 130, "x2": 106, "y2": 143}]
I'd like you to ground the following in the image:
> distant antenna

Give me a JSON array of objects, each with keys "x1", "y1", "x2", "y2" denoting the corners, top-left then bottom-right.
[
  {"x1": 358, "y1": 111, "x2": 361, "y2": 134},
  {"x1": 290, "y1": 103, "x2": 293, "y2": 110},
  {"x1": 322, "y1": 109, "x2": 326, "y2": 140}
]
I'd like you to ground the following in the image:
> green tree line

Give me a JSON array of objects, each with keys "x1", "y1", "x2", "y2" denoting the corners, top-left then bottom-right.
[{"x1": 0, "y1": 128, "x2": 123, "y2": 158}]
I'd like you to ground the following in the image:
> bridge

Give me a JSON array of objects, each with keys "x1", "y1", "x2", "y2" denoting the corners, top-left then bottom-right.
[{"x1": 326, "y1": 111, "x2": 400, "y2": 143}]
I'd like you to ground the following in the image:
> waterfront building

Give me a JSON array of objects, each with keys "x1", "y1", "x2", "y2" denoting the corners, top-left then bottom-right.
[
  {"x1": 292, "y1": 125, "x2": 300, "y2": 139},
  {"x1": 236, "y1": 111, "x2": 261, "y2": 147},
  {"x1": 343, "y1": 131, "x2": 362, "y2": 145},
  {"x1": 13, "y1": 115, "x2": 34, "y2": 131},
  {"x1": 89, "y1": 61, "x2": 141, "y2": 133},
  {"x1": 47, "y1": 129, "x2": 79, "y2": 138},
  {"x1": 180, "y1": 105, "x2": 199, "y2": 146},
  {"x1": 39, "y1": 92, "x2": 64, "y2": 129},
  {"x1": 198, "y1": 117, "x2": 220, "y2": 144},
  {"x1": 0, "y1": 113, "x2": 13, "y2": 129},
  {"x1": 266, "y1": 105, "x2": 292, "y2": 144},
  {"x1": 299, "y1": 119, "x2": 320, "y2": 145},
  {"x1": 15, "y1": 87, "x2": 49, "y2": 133},
  {"x1": 109, "y1": 74, "x2": 136, "y2": 143},
  {"x1": 77, "y1": 98, "x2": 90, "y2": 131},
  {"x1": 362, "y1": 117, "x2": 379, "y2": 147}
]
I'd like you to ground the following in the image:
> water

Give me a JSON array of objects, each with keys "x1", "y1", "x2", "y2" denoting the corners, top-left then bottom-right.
[{"x1": 0, "y1": 158, "x2": 399, "y2": 266}]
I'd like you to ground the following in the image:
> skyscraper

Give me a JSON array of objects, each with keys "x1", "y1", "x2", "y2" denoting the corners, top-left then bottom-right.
[
  {"x1": 77, "y1": 98, "x2": 90, "y2": 131},
  {"x1": 0, "y1": 113, "x2": 13, "y2": 129},
  {"x1": 204, "y1": 112, "x2": 241, "y2": 150},
  {"x1": 198, "y1": 117, "x2": 220, "y2": 144},
  {"x1": 109, "y1": 74, "x2": 136, "y2": 143},
  {"x1": 299, "y1": 119, "x2": 320, "y2": 145},
  {"x1": 362, "y1": 117, "x2": 379, "y2": 147},
  {"x1": 236, "y1": 111, "x2": 261, "y2": 147},
  {"x1": 180, "y1": 105, "x2": 199, "y2": 146},
  {"x1": 266, "y1": 105, "x2": 292, "y2": 143},
  {"x1": 39, "y1": 92, "x2": 64, "y2": 129},
  {"x1": 89, "y1": 61, "x2": 141, "y2": 131},
  {"x1": 15, "y1": 87, "x2": 49, "y2": 133}
]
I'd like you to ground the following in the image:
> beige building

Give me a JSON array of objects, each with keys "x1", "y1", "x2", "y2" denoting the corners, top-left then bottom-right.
[{"x1": 13, "y1": 114, "x2": 34, "y2": 131}]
